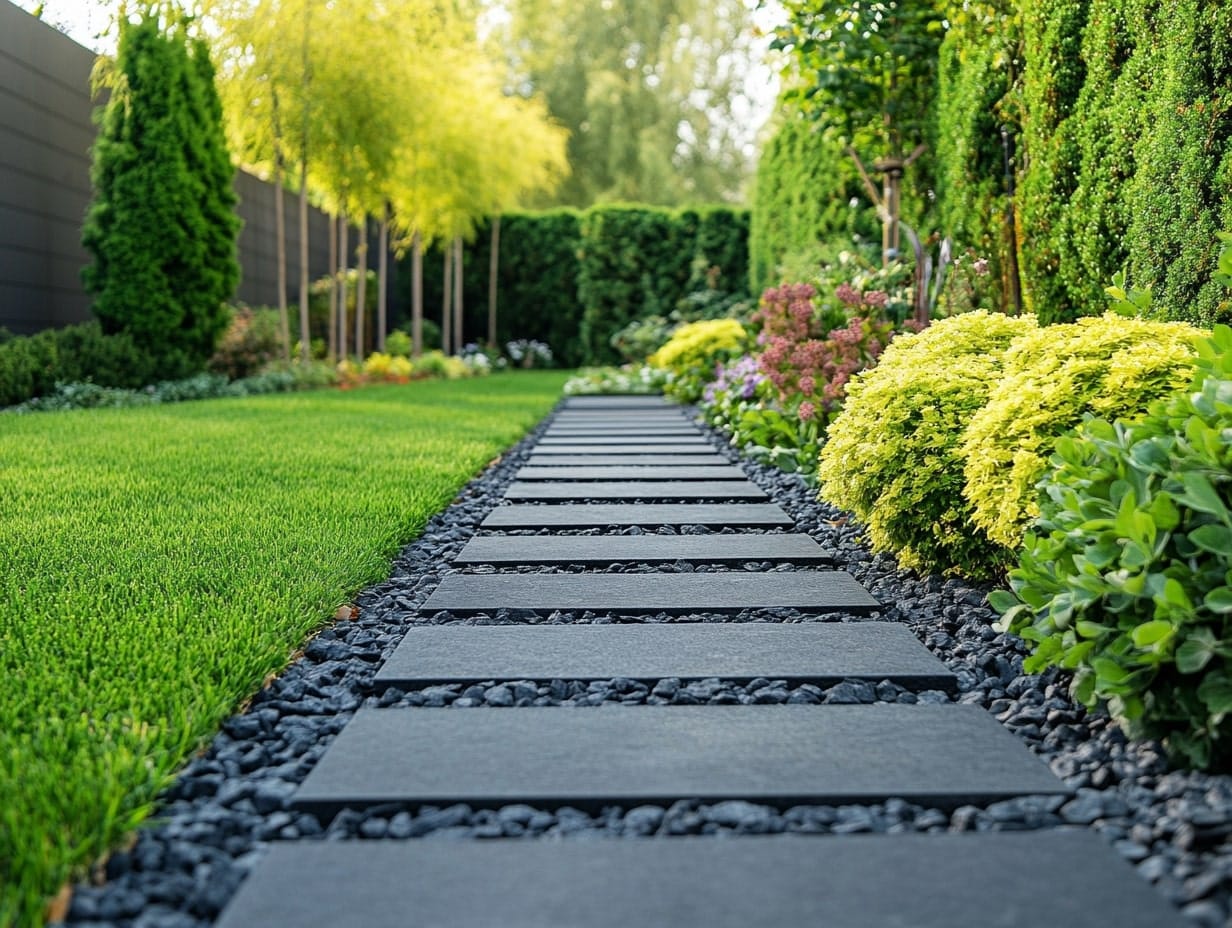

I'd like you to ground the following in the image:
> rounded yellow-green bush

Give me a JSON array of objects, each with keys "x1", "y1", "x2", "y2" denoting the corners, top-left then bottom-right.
[
  {"x1": 819, "y1": 311, "x2": 1038, "y2": 578},
  {"x1": 649, "y1": 318, "x2": 750, "y2": 402},
  {"x1": 961, "y1": 313, "x2": 1202, "y2": 549}
]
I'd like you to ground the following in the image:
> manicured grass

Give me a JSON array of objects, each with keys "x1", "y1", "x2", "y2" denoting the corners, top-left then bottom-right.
[{"x1": 0, "y1": 372, "x2": 568, "y2": 926}]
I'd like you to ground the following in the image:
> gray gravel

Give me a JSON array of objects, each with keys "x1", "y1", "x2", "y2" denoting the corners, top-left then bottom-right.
[{"x1": 58, "y1": 403, "x2": 1232, "y2": 928}]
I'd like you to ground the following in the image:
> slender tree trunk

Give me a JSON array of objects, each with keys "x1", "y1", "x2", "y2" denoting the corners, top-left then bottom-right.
[
  {"x1": 327, "y1": 214, "x2": 338, "y2": 360},
  {"x1": 441, "y1": 244, "x2": 453, "y2": 354},
  {"x1": 338, "y1": 212, "x2": 349, "y2": 360},
  {"x1": 452, "y1": 235, "x2": 463, "y2": 354},
  {"x1": 355, "y1": 212, "x2": 368, "y2": 359},
  {"x1": 487, "y1": 215, "x2": 500, "y2": 348},
  {"x1": 411, "y1": 230, "x2": 423, "y2": 357},
  {"x1": 272, "y1": 92, "x2": 290, "y2": 362},
  {"x1": 296, "y1": 0, "x2": 311, "y2": 362},
  {"x1": 377, "y1": 204, "x2": 389, "y2": 352}
]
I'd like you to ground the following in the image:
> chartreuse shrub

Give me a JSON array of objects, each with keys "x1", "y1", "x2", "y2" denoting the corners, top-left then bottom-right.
[
  {"x1": 961, "y1": 314, "x2": 1201, "y2": 550},
  {"x1": 993, "y1": 326, "x2": 1232, "y2": 769},
  {"x1": 819, "y1": 312, "x2": 1038, "y2": 579},
  {"x1": 649, "y1": 319, "x2": 750, "y2": 403},
  {"x1": 0, "y1": 372, "x2": 567, "y2": 926}
]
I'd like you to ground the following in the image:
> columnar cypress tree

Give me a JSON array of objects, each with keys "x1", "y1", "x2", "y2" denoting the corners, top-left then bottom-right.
[
  {"x1": 82, "y1": 12, "x2": 240, "y2": 378},
  {"x1": 1127, "y1": 0, "x2": 1232, "y2": 324},
  {"x1": 1016, "y1": 0, "x2": 1090, "y2": 322}
]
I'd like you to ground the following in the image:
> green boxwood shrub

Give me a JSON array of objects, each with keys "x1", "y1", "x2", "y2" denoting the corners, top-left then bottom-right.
[
  {"x1": 961, "y1": 313, "x2": 1201, "y2": 549},
  {"x1": 819, "y1": 311, "x2": 1038, "y2": 578},
  {"x1": 648, "y1": 318, "x2": 749, "y2": 403},
  {"x1": 0, "y1": 322, "x2": 155, "y2": 408},
  {"x1": 994, "y1": 325, "x2": 1232, "y2": 769}
]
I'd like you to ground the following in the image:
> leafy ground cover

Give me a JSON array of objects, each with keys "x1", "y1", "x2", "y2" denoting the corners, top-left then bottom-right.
[{"x1": 0, "y1": 372, "x2": 567, "y2": 925}]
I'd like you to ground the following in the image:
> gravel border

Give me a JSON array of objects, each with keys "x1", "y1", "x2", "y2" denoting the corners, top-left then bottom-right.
[{"x1": 58, "y1": 403, "x2": 1232, "y2": 928}]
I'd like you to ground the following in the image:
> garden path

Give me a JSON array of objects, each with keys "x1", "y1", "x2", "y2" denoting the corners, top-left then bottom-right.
[{"x1": 215, "y1": 395, "x2": 1186, "y2": 927}]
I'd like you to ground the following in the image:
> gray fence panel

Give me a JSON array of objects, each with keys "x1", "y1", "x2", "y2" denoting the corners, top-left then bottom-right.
[{"x1": 0, "y1": 0, "x2": 379, "y2": 337}]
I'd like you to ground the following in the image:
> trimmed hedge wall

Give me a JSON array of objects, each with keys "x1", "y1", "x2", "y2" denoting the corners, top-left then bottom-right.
[{"x1": 400, "y1": 205, "x2": 749, "y2": 367}]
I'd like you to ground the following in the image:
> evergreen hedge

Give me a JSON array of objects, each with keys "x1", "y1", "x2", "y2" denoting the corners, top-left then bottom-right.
[
  {"x1": 81, "y1": 13, "x2": 240, "y2": 379},
  {"x1": 401, "y1": 205, "x2": 748, "y2": 367}
]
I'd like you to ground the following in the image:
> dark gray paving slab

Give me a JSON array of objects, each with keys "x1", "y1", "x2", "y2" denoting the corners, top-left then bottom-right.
[
  {"x1": 516, "y1": 465, "x2": 745, "y2": 481},
  {"x1": 216, "y1": 833, "x2": 1187, "y2": 928},
  {"x1": 562, "y1": 396, "x2": 675, "y2": 408},
  {"x1": 532, "y1": 443, "x2": 720, "y2": 455},
  {"x1": 481, "y1": 503, "x2": 795, "y2": 529},
  {"x1": 505, "y1": 481, "x2": 766, "y2": 501},
  {"x1": 453, "y1": 533, "x2": 832, "y2": 566},
  {"x1": 552, "y1": 413, "x2": 688, "y2": 423},
  {"x1": 375, "y1": 622, "x2": 947, "y2": 689},
  {"x1": 538, "y1": 436, "x2": 713, "y2": 446},
  {"x1": 545, "y1": 427, "x2": 701, "y2": 436},
  {"x1": 421, "y1": 570, "x2": 877, "y2": 613},
  {"x1": 526, "y1": 454, "x2": 729, "y2": 465},
  {"x1": 292, "y1": 705, "x2": 1065, "y2": 813}
]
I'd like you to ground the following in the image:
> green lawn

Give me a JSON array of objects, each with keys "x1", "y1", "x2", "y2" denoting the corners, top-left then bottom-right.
[{"x1": 0, "y1": 372, "x2": 568, "y2": 926}]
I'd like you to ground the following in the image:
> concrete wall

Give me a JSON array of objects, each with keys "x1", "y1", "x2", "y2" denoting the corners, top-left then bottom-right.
[{"x1": 0, "y1": 1, "x2": 385, "y2": 336}]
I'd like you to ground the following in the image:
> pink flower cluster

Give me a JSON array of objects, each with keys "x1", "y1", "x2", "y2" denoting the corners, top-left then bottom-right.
[
  {"x1": 756, "y1": 312, "x2": 896, "y2": 425},
  {"x1": 752, "y1": 283, "x2": 820, "y2": 343}
]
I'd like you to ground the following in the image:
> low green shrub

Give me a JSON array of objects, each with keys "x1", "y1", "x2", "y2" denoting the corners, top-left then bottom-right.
[
  {"x1": 0, "y1": 322, "x2": 154, "y2": 407},
  {"x1": 961, "y1": 313, "x2": 1202, "y2": 549},
  {"x1": 562, "y1": 365, "x2": 668, "y2": 395},
  {"x1": 209, "y1": 306, "x2": 285, "y2": 379},
  {"x1": 648, "y1": 318, "x2": 750, "y2": 403},
  {"x1": 819, "y1": 312, "x2": 1039, "y2": 578},
  {"x1": 994, "y1": 325, "x2": 1232, "y2": 769},
  {"x1": 384, "y1": 330, "x2": 412, "y2": 358},
  {"x1": 610, "y1": 316, "x2": 675, "y2": 363}
]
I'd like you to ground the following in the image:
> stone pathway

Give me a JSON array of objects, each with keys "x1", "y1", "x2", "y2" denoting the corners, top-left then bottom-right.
[{"x1": 215, "y1": 395, "x2": 1188, "y2": 927}]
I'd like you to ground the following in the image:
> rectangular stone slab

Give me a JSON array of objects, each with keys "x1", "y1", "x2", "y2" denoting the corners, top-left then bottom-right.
[
  {"x1": 527, "y1": 454, "x2": 729, "y2": 466},
  {"x1": 481, "y1": 503, "x2": 795, "y2": 529},
  {"x1": 505, "y1": 481, "x2": 766, "y2": 501},
  {"x1": 552, "y1": 413, "x2": 688, "y2": 422},
  {"x1": 516, "y1": 465, "x2": 745, "y2": 481},
  {"x1": 453, "y1": 533, "x2": 832, "y2": 566},
  {"x1": 216, "y1": 832, "x2": 1187, "y2": 928},
  {"x1": 292, "y1": 705, "x2": 1065, "y2": 813},
  {"x1": 532, "y1": 444, "x2": 720, "y2": 455},
  {"x1": 562, "y1": 396, "x2": 674, "y2": 407},
  {"x1": 538, "y1": 436, "x2": 714, "y2": 446},
  {"x1": 374, "y1": 622, "x2": 948, "y2": 689},
  {"x1": 422, "y1": 570, "x2": 877, "y2": 613},
  {"x1": 545, "y1": 427, "x2": 701, "y2": 435}
]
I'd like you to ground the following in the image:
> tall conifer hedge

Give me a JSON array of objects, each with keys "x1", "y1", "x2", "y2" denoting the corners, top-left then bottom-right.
[{"x1": 82, "y1": 12, "x2": 240, "y2": 378}]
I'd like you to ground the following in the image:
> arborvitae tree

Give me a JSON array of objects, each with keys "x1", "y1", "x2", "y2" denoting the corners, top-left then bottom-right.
[
  {"x1": 1064, "y1": 0, "x2": 1155, "y2": 314},
  {"x1": 1127, "y1": 0, "x2": 1232, "y2": 324},
  {"x1": 1016, "y1": 0, "x2": 1089, "y2": 322},
  {"x1": 82, "y1": 11, "x2": 239, "y2": 378},
  {"x1": 932, "y1": 2, "x2": 1020, "y2": 309}
]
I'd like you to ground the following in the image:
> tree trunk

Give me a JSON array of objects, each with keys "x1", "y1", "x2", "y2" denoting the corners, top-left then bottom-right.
[
  {"x1": 411, "y1": 230, "x2": 423, "y2": 357},
  {"x1": 452, "y1": 236, "x2": 463, "y2": 354},
  {"x1": 271, "y1": 91, "x2": 290, "y2": 362},
  {"x1": 355, "y1": 212, "x2": 368, "y2": 359},
  {"x1": 487, "y1": 214, "x2": 500, "y2": 348},
  {"x1": 441, "y1": 244, "x2": 453, "y2": 354},
  {"x1": 377, "y1": 204, "x2": 389, "y2": 352},
  {"x1": 338, "y1": 212, "x2": 349, "y2": 359},
  {"x1": 296, "y1": 0, "x2": 311, "y2": 362},
  {"x1": 327, "y1": 213, "x2": 338, "y2": 360}
]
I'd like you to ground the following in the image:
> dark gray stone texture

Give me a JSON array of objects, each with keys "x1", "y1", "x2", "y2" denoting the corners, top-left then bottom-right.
[
  {"x1": 453, "y1": 533, "x2": 831, "y2": 565},
  {"x1": 545, "y1": 427, "x2": 702, "y2": 437},
  {"x1": 422, "y1": 570, "x2": 878, "y2": 613},
  {"x1": 374, "y1": 622, "x2": 950, "y2": 689},
  {"x1": 562, "y1": 396, "x2": 677, "y2": 409},
  {"x1": 530, "y1": 444, "x2": 721, "y2": 455},
  {"x1": 504, "y1": 481, "x2": 767, "y2": 501},
  {"x1": 481, "y1": 503, "x2": 795, "y2": 529},
  {"x1": 516, "y1": 465, "x2": 745, "y2": 481},
  {"x1": 538, "y1": 436, "x2": 714, "y2": 446},
  {"x1": 292, "y1": 705, "x2": 1066, "y2": 812},
  {"x1": 217, "y1": 832, "x2": 1186, "y2": 928},
  {"x1": 526, "y1": 454, "x2": 729, "y2": 466}
]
